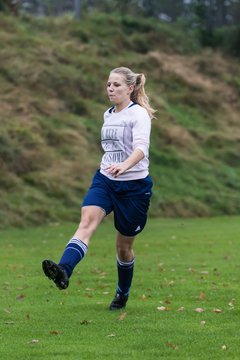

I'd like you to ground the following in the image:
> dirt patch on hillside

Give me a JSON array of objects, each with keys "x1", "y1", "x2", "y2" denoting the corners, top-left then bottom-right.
[
  {"x1": 148, "y1": 50, "x2": 240, "y2": 140},
  {"x1": 149, "y1": 50, "x2": 239, "y2": 105}
]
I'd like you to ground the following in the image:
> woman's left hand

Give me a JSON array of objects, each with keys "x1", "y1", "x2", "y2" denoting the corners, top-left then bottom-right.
[{"x1": 105, "y1": 163, "x2": 127, "y2": 178}]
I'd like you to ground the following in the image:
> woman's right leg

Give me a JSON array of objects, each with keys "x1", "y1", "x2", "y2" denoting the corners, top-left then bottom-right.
[
  {"x1": 42, "y1": 206, "x2": 105, "y2": 289},
  {"x1": 72, "y1": 205, "x2": 106, "y2": 246}
]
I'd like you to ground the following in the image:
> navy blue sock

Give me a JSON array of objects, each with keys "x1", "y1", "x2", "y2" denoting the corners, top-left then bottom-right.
[
  {"x1": 59, "y1": 238, "x2": 88, "y2": 278},
  {"x1": 117, "y1": 257, "x2": 135, "y2": 297}
]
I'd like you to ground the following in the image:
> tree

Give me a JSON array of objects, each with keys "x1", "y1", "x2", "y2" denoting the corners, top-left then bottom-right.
[
  {"x1": 139, "y1": 0, "x2": 185, "y2": 20},
  {"x1": 74, "y1": 0, "x2": 80, "y2": 19},
  {"x1": 0, "y1": 0, "x2": 21, "y2": 14}
]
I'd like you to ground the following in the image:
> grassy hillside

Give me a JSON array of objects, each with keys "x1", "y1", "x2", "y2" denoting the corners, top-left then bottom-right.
[{"x1": 0, "y1": 13, "x2": 240, "y2": 227}]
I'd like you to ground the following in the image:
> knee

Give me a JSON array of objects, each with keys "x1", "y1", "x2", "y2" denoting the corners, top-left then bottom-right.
[
  {"x1": 79, "y1": 216, "x2": 90, "y2": 230},
  {"x1": 78, "y1": 215, "x2": 96, "y2": 234},
  {"x1": 117, "y1": 247, "x2": 133, "y2": 262}
]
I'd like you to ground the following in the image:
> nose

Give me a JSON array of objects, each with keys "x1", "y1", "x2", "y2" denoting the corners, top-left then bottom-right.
[{"x1": 108, "y1": 89, "x2": 114, "y2": 96}]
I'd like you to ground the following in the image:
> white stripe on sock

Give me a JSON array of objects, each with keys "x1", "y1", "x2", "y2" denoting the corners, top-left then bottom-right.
[
  {"x1": 68, "y1": 238, "x2": 88, "y2": 253},
  {"x1": 117, "y1": 256, "x2": 135, "y2": 267}
]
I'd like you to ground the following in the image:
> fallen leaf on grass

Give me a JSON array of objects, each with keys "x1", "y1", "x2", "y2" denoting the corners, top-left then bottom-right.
[
  {"x1": 167, "y1": 280, "x2": 174, "y2": 287},
  {"x1": 107, "y1": 333, "x2": 116, "y2": 337},
  {"x1": 141, "y1": 294, "x2": 146, "y2": 301},
  {"x1": 157, "y1": 306, "x2": 171, "y2": 311},
  {"x1": 157, "y1": 306, "x2": 166, "y2": 311},
  {"x1": 158, "y1": 264, "x2": 165, "y2": 273},
  {"x1": 228, "y1": 299, "x2": 235, "y2": 309},
  {"x1": 213, "y1": 268, "x2": 221, "y2": 276},
  {"x1": 212, "y1": 308, "x2": 222, "y2": 313},
  {"x1": 49, "y1": 330, "x2": 62, "y2": 335},
  {"x1": 221, "y1": 345, "x2": 227, "y2": 351},
  {"x1": 4, "y1": 309, "x2": 11, "y2": 314},
  {"x1": 177, "y1": 307, "x2": 185, "y2": 312},
  {"x1": 80, "y1": 320, "x2": 92, "y2": 325},
  {"x1": 199, "y1": 291, "x2": 206, "y2": 300},
  {"x1": 195, "y1": 308, "x2": 205, "y2": 313},
  {"x1": 30, "y1": 339, "x2": 39, "y2": 344},
  {"x1": 16, "y1": 294, "x2": 26, "y2": 300},
  {"x1": 166, "y1": 342, "x2": 178, "y2": 350},
  {"x1": 200, "y1": 320, "x2": 206, "y2": 326},
  {"x1": 99, "y1": 272, "x2": 107, "y2": 277},
  {"x1": 118, "y1": 312, "x2": 127, "y2": 321}
]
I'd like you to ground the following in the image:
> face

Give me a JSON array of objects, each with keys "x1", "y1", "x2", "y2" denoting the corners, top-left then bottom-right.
[{"x1": 107, "y1": 73, "x2": 134, "y2": 106}]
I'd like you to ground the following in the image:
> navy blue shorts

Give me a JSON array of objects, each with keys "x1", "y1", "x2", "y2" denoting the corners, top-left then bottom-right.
[{"x1": 82, "y1": 170, "x2": 153, "y2": 237}]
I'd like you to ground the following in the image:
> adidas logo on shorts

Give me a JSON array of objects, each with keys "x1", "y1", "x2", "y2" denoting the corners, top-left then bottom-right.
[{"x1": 135, "y1": 225, "x2": 141, "y2": 232}]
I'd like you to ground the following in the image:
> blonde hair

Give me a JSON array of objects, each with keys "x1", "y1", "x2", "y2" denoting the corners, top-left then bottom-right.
[{"x1": 110, "y1": 67, "x2": 156, "y2": 119}]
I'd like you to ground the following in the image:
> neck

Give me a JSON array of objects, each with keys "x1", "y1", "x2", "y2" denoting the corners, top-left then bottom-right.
[{"x1": 114, "y1": 100, "x2": 132, "y2": 113}]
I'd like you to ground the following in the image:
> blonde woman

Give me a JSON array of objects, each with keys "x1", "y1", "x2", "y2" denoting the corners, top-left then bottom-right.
[{"x1": 42, "y1": 67, "x2": 155, "y2": 310}]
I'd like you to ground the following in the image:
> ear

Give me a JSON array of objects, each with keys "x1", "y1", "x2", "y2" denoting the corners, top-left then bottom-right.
[{"x1": 128, "y1": 84, "x2": 134, "y2": 94}]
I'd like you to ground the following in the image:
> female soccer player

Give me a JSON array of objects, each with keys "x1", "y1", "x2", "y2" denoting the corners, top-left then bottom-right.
[{"x1": 42, "y1": 67, "x2": 155, "y2": 310}]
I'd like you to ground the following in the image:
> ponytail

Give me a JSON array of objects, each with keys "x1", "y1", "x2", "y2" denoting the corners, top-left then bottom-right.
[{"x1": 110, "y1": 67, "x2": 156, "y2": 119}]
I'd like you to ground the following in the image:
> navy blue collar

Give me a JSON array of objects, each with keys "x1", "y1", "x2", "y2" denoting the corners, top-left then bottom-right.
[{"x1": 109, "y1": 102, "x2": 137, "y2": 114}]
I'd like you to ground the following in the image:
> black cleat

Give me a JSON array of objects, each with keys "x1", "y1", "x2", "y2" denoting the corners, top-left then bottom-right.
[
  {"x1": 109, "y1": 293, "x2": 128, "y2": 311},
  {"x1": 42, "y1": 259, "x2": 69, "y2": 290}
]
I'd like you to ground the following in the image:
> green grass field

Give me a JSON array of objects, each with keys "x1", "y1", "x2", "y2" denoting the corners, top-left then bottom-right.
[{"x1": 1, "y1": 216, "x2": 240, "y2": 359}]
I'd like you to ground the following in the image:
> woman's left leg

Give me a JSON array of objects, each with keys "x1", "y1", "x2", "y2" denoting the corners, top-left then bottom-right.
[
  {"x1": 116, "y1": 231, "x2": 135, "y2": 261},
  {"x1": 109, "y1": 232, "x2": 135, "y2": 310}
]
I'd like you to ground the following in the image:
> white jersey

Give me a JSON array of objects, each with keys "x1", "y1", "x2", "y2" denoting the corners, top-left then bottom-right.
[{"x1": 100, "y1": 102, "x2": 151, "y2": 181}]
